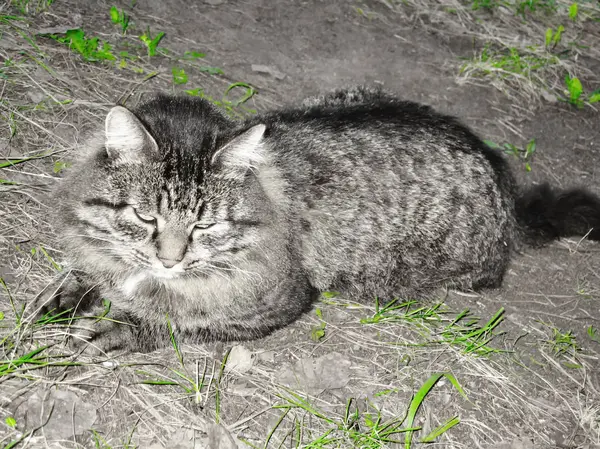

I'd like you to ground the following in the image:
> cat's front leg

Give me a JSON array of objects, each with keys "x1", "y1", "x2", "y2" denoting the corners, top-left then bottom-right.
[
  {"x1": 29, "y1": 272, "x2": 144, "y2": 355},
  {"x1": 28, "y1": 270, "x2": 97, "y2": 322},
  {"x1": 68, "y1": 308, "x2": 141, "y2": 356}
]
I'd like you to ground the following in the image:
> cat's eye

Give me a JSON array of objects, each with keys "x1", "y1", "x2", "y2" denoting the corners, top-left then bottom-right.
[{"x1": 133, "y1": 208, "x2": 157, "y2": 225}]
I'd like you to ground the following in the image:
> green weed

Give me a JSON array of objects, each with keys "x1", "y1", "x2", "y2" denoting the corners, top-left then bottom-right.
[
  {"x1": 310, "y1": 308, "x2": 327, "y2": 342},
  {"x1": 568, "y1": 2, "x2": 578, "y2": 20},
  {"x1": 184, "y1": 82, "x2": 257, "y2": 117},
  {"x1": 136, "y1": 315, "x2": 212, "y2": 405},
  {"x1": 197, "y1": 66, "x2": 224, "y2": 75},
  {"x1": 564, "y1": 75, "x2": 600, "y2": 107},
  {"x1": 545, "y1": 25, "x2": 565, "y2": 49},
  {"x1": 463, "y1": 43, "x2": 559, "y2": 79},
  {"x1": 50, "y1": 29, "x2": 115, "y2": 62},
  {"x1": 541, "y1": 322, "x2": 580, "y2": 358},
  {"x1": 471, "y1": 0, "x2": 500, "y2": 11},
  {"x1": 515, "y1": 0, "x2": 558, "y2": 15},
  {"x1": 139, "y1": 28, "x2": 165, "y2": 57},
  {"x1": 5, "y1": 417, "x2": 17, "y2": 428},
  {"x1": 171, "y1": 66, "x2": 188, "y2": 85},
  {"x1": 53, "y1": 160, "x2": 71, "y2": 174},
  {"x1": 587, "y1": 326, "x2": 600, "y2": 344},
  {"x1": 183, "y1": 50, "x2": 206, "y2": 60},
  {"x1": 485, "y1": 138, "x2": 537, "y2": 171},
  {"x1": 110, "y1": 6, "x2": 131, "y2": 34}
]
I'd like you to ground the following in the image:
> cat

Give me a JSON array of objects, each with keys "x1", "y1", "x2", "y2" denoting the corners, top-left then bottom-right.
[{"x1": 35, "y1": 85, "x2": 600, "y2": 354}]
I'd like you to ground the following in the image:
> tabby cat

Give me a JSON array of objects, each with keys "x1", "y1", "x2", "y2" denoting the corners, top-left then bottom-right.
[{"x1": 38, "y1": 86, "x2": 600, "y2": 353}]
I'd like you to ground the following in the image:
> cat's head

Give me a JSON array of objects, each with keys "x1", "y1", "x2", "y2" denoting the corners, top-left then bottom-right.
[{"x1": 59, "y1": 96, "x2": 277, "y2": 281}]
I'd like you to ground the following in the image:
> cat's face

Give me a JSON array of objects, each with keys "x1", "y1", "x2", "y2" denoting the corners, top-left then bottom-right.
[{"x1": 64, "y1": 100, "x2": 268, "y2": 281}]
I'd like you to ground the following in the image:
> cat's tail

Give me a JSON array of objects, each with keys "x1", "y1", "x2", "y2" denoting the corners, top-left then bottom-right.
[{"x1": 516, "y1": 183, "x2": 600, "y2": 245}]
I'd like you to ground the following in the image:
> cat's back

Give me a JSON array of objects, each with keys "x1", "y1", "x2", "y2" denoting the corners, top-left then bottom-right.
[
  {"x1": 254, "y1": 86, "x2": 513, "y2": 205},
  {"x1": 253, "y1": 87, "x2": 517, "y2": 296}
]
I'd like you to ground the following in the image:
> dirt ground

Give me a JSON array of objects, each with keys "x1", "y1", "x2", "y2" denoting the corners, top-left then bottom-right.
[{"x1": 1, "y1": 0, "x2": 599, "y2": 448}]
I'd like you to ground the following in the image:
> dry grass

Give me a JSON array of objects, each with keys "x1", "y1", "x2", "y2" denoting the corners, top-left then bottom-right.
[
  {"x1": 369, "y1": 0, "x2": 600, "y2": 108},
  {"x1": 1, "y1": 0, "x2": 600, "y2": 448}
]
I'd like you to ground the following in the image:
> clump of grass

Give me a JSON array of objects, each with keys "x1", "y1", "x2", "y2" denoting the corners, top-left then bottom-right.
[
  {"x1": 243, "y1": 372, "x2": 467, "y2": 448},
  {"x1": 458, "y1": 40, "x2": 563, "y2": 103},
  {"x1": 437, "y1": 307, "x2": 506, "y2": 356},
  {"x1": 401, "y1": 0, "x2": 600, "y2": 107},
  {"x1": 546, "y1": 326, "x2": 580, "y2": 356},
  {"x1": 587, "y1": 326, "x2": 600, "y2": 344},
  {"x1": 360, "y1": 298, "x2": 506, "y2": 357}
]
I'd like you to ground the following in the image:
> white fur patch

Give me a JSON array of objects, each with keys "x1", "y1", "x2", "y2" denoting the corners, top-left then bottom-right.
[{"x1": 121, "y1": 271, "x2": 147, "y2": 296}]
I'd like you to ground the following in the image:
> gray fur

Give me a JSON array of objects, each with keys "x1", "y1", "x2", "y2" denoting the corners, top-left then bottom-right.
[{"x1": 42, "y1": 86, "x2": 592, "y2": 353}]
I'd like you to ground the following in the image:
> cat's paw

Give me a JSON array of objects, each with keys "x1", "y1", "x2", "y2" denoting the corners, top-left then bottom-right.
[
  {"x1": 68, "y1": 316, "x2": 138, "y2": 356},
  {"x1": 27, "y1": 271, "x2": 98, "y2": 322}
]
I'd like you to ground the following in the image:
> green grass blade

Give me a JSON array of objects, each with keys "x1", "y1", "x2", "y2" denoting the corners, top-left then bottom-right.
[
  {"x1": 419, "y1": 415, "x2": 460, "y2": 442},
  {"x1": 404, "y1": 373, "x2": 467, "y2": 448}
]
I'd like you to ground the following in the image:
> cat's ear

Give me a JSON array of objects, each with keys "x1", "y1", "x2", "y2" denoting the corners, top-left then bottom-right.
[
  {"x1": 211, "y1": 124, "x2": 266, "y2": 178},
  {"x1": 104, "y1": 106, "x2": 159, "y2": 163}
]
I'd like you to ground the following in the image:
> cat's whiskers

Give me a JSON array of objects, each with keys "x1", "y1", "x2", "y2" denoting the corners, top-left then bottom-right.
[{"x1": 206, "y1": 261, "x2": 263, "y2": 283}]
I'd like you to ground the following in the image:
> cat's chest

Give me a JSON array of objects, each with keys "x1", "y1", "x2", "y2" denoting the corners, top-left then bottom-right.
[
  {"x1": 121, "y1": 272, "x2": 149, "y2": 297},
  {"x1": 116, "y1": 271, "x2": 237, "y2": 314}
]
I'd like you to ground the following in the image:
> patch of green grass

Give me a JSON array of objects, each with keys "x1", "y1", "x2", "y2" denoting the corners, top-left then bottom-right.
[
  {"x1": 4, "y1": 417, "x2": 17, "y2": 428},
  {"x1": 538, "y1": 322, "x2": 583, "y2": 367},
  {"x1": 454, "y1": 1, "x2": 600, "y2": 105},
  {"x1": 485, "y1": 138, "x2": 536, "y2": 171},
  {"x1": 515, "y1": 0, "x2": 559, "y2": 15},
  {"x1": 437, "y1": 308, "x2": 506, "y2": 356},
  {"x1": 461, "y1": 42, "x2": 560, "y2": 82},
  {"x1": 49, "y1": 29, "x2": 115, "y2": 62},
  {"x1": 246, "y1": 373, "x2": 467, "y2": 448},
  {"x1": 110, "y1": 6, "x2": 131, "y2": 34},
  {"x1": 468, "y1": 0, "x2": 559, "y2": 14},
  {"x1": 360, "y1": 298, "x2": 506, "y2": 357},
  {"x1": 53, "y1": 160, "x2": 71, "y2": 174},
  {"x1": 546, "y1": 326, "x2": 580, "y2": 356},
  {"x1": 183, "y1": 50, "x2": 206, "y2": 60},
  {"x1": 360, "y1": 298, "x2": 443, "y2": 325}
]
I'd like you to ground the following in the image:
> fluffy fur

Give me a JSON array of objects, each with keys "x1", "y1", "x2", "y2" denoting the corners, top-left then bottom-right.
[{"x1": 41, "y1": 86, "x2": 600, "y2": 353}]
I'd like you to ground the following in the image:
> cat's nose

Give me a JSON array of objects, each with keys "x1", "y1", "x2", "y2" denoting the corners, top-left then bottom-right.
[{"x1": 158, "y1": 257, "x2": 182, "y2": 268}]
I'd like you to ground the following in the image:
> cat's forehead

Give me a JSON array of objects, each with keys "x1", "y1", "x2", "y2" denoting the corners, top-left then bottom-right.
[
  {"x1": 157, "y1": 179, "x2": 204, "y2": 216},
  {"x1": 133, "y1": 95, "x2": 232, "y2": 151}
]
